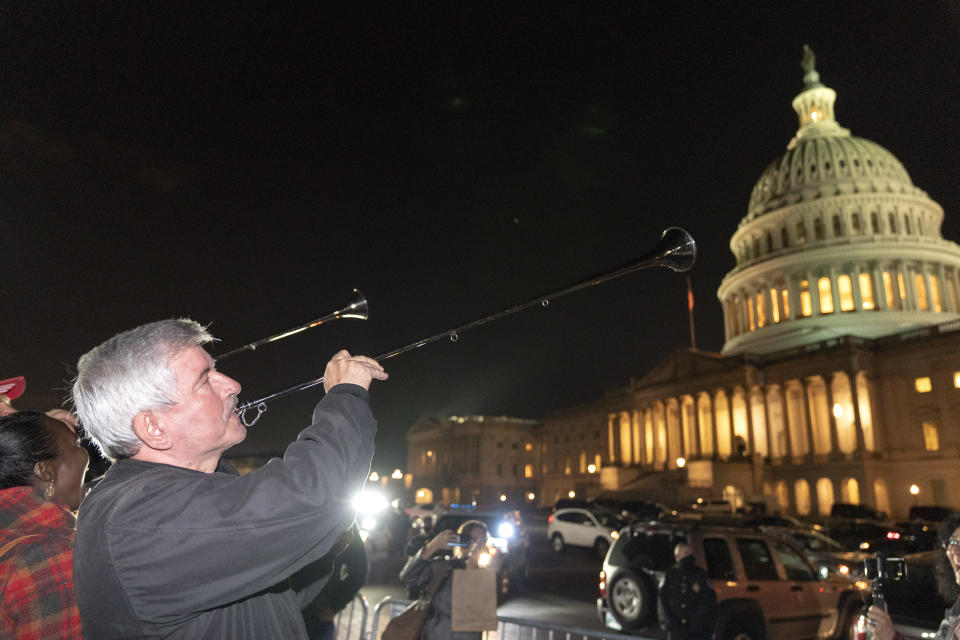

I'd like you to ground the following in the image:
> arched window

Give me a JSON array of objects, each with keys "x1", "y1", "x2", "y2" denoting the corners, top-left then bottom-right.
[
  {"x1": 915, "y1": 273, "x2": 929, "y2": 310},
  {"x1": 851, "y1": 213, "x2": 861, "y2": 235},
  {"x1": 795, "y1": 479, "x2": 811, "y2": 515},
  {"x1": 904, "y1": 215, "x2": 912, "y2": 235},
  {"x1": 799, "y1": 280, "x2": 812, "y2": 317},
  {"x1": 781, "y1": 227, "x2": 789, "y2": 248},
  {"x1": 796, "y1": 221, "x2": 807, "y2": 244},
  {"x1": 837, "y1": 275, "x2": 854, "y2": 311},
  {"x1": 873, "y1": 479, "x2": 891, "y2": 516},
  {"x1": 816, "y1": 478, "x2": 835, "y2": 516},
  {"x1": 776, "y1": 481, "x2": 790, "y2": 511},
  {"x1": 755, "y1": 291, "x2": 767, "y2": 327},
  {"x1": 818, "y1": 277, "x2": 834, "y2": 314},
  {"x1": 888, "y1": 213, "x2": 898, "y2": 234},
  {"x1": 870, "y1": 212, "x2": 879, "y2": 233},
  {"x1": 922, "y1": 421, "x2": 940, "y2": 451},
  {"x1": 814, "y1": 218, "x2": 825, "y2": 240},
  {"x1": 766, "y1": 231, "x2": 773, "y2": 254},
  {"x1": 842, "y1": 478, "x2": 860, "y2": 504},
  {"x1": 859, "y1": 273, "x2": 875, "y2": 310},
  {"x1": 832, "y1": 215, "x2": 842, "y2": 237}
]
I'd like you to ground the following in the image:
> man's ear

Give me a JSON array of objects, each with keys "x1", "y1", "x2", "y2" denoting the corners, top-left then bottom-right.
[{"x1": 132, "y1": 411, "x2": 173, "y2": 451}]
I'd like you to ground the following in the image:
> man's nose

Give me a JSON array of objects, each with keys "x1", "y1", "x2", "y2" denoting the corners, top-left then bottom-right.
[{"x1": 212, "y1": 371, "x2": 242, "y2": 395}]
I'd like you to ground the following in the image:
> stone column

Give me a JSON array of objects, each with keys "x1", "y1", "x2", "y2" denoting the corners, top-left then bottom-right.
[
  {"x1": 848, "y1": 371, "x2": 866, "y2": 454},
  {"x1": 810, "y1": 271, "x2": 823, "y2": 315},
  {"x1": 828, "y1": 266, "x2": 841, "y2": 313},
  {"x1": 692, "y1": 397, "x2": 703, "y2": 459},
  {"x1": 901, "y1": 261, "x2": 917, "y2": 311},
  {"x1": 852, "y1": 264, "x2": 864, "y2": 310},
  {"x1": 824, "y1": 375, "x2": 842, "y2": 457},
  {"x1": 873, "y1": 263, "x2": 888, "y2": 310},
  {"x1": 787, "y1": 275, "x2": 801, "y2": 320},
  {"x1": 712, "y1": 394, "x2": 722, "y2": 461},
  {"x1": 936, "y1": 263, "x2": 950, "y2": 311},
  {"x1": 801, "y1": 379, "x2": 817, "y2": 459},
  {"x1": 921, "y1": 264, "x2": 936, "y2": 311}
]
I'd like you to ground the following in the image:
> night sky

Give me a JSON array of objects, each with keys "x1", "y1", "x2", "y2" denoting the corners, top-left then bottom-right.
[{"x1": 4, "y1": 3, "x2": 960, "y2": 473}]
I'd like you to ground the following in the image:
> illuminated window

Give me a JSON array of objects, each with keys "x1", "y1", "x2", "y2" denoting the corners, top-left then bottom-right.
[
  {"x1": 795, "y1": 479, "x2": 811, "y2": 516},
  {"x1": 930, "y1": 276, "x2": 942, "y2": 312},
  {"x1": 756, "y1": 292, "x2": 766, "y2": 327},
  {"x1": 816, "y1": 478, "x2": 835, "y2": 516},
  {"x1": 922, "y1": 422, "x2": 940, "y2": 451},
  {"x1": 915, "y1": 377, "x2": 932, "y2": 393},
  {"x1": 954, "y1": 372, "x2": 960, "y2": 388},
  {"x1": 818, "y1": 277, "x2": 834, "y2": 314},
  {"x1": 859, "y1": 273, "x2": 875, "y2": 310},
  {"x1": 796, "y1": 222, "x2": 807, "y2": 244},
  {"x1": 748, "y1": 297, "x2": 756, "y2": 331},
  {"x1": 524, "y1": 464, "x2": 533, "y2": 478},
  {"x1": 782, "y1": 289, "x2": 790, "y2": 318},
  {"x1": 524, "y1": 442, "x2": 533, "y2": 451},
  {"x1": 800, "y1": 280, "x2": 812, "y2": 317},
  {"x1": 898, "y1": 273, "x2": 907, "y2": 302},
  {"x1": 770, "y1": 289, "x2": 780, "y2": 323},
  {"x1": 883, "y1": 272, "x2": 895, "y2": 308},
  {"x1": 837, "y1": 275, "x2": 854, "y2": 311},
  {"x1": 915, "y1": 274, "x2": 928, "y2": 310}
]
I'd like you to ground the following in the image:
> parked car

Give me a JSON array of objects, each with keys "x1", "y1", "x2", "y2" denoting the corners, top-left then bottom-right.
[
  {"x1": 429, "y1": 508, "x2": 529, "y2": 600},
  {"x1": 548, "y1": 508, "x2": 625, "y2": 558},
  {"x1": 590, "y1": 498, "x2": 666, "y2": 522},
  {"x1": 820, "y1": 518, "x2": 911, "y2": 554},
  {"x1": 831, "y1": 503, "x2": 887, "y2": 520},
  {"x1": 761, "y1": 526, "x2": 871, "y2": 580},
  {"x1": 597, "y1": 520, "x2": 864, "y2": 639}
]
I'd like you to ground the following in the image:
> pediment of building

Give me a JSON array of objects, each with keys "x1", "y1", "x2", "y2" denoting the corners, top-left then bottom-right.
[{"x1": 635, "y1": 349, "x2": 739, "y2": 387}]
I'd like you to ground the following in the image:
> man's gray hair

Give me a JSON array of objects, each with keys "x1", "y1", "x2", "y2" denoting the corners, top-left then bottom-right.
[{"x1": 72, "y1": 319, "x2": 214, "y2": 461}]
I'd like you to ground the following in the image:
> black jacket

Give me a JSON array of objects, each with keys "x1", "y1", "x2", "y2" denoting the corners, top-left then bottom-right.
[
  {"x1": 74, "y1": 384, "x2": 375, "y2": 639},
  {"x1": 659, "y1": 555, "x2": 717, "y2": 640}
]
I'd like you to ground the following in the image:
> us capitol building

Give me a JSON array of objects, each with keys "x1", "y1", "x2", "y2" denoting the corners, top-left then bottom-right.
[{"x1": 406, "y1": 49, "x2": 960, "y2": 519}]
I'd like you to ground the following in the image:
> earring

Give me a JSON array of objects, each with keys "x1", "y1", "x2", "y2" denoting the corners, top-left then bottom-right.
[{"x1": 44, "y1": 481, "x2": 55, "y2": 500}]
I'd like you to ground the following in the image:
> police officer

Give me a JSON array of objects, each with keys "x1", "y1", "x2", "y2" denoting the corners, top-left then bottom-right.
[{"x1": 659, "y1": 542, "x2": 717, "y2": 640}]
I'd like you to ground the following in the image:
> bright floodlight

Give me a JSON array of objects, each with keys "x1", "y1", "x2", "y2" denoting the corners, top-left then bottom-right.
[
  {"x1": 496, "y1": 522, "x2": 515, "y2": 539},
  {"x1": 354, "y1": 488, "x2": 388, "y2": 515}
]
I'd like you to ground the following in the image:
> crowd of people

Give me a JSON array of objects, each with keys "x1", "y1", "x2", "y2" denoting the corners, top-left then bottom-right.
[{"x1": 5, "y1": 320, "x2": 960, "y2": 640}]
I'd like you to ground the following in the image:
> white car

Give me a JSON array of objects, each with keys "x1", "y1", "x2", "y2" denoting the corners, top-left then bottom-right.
[{"x1": 548, "y1": 508, "x2": 624, "y2": 558}]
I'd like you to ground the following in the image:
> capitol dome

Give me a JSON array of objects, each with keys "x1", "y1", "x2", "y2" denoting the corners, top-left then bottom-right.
[{"x1": 718, "y1": 47, "x2": 960, "y2": 356}]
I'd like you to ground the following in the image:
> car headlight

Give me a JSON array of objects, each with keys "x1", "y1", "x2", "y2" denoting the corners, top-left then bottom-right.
[
  {"x1": 610, "y1": 530, "x2": 619, "y2": 539},
  {"x1": 353, "y1": 489, "x2": 389, "y2": 515},
  {"x1": 360, "y1": 515, "x2": 378, "y2": 531},
  {"x1": 838, "y1": 564, "x2": 850, "y2": 576},
  {"x1": 497, "y1": 522, "x2": 515, "y2": 539}
]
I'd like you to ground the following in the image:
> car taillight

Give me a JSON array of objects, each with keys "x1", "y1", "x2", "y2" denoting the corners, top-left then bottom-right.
[
  {"x1": 548, "y1": 514, "x2": 554, "y2": 524},
  {"x1": 886, "y1": 531, "x2": 901, "y2": 540},
  {"x1": 599, "y1": 570, "x2": 606, "y2": 597}
]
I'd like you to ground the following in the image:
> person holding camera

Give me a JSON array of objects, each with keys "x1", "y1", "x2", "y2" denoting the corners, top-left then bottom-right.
[
  {"x1": 398, "y1": 520, "x2": 490, "y2": 639},
  {"x1": 868, "y1": 515, "x2": 960, "y2": 640}
]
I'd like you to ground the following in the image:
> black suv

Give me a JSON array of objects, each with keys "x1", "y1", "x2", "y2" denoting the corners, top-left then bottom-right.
[{"x1": 597, "y1": 520, "x2": 864, "y2": 640}]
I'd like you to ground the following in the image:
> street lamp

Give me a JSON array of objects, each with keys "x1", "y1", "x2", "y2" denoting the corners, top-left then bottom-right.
[
  {"x1": 368, "y1": 471, "x2": 380, "y2": 482},
  {"x1": 391, "y1": 469, "x2": 403, "y2": 480},
  {"x1": 676, "y1": 457, "x2": 686, "y2": 468},
  {"x1": 909, "y1": 484, "x2": 920, "y2": 495},
  {"x1": 527, "y1": 492, "x2": 536, "y2": 501},
  {"x1": 568, "y1": 490, "x2": 576, "y2": 499},
  {"x1": 587, "y1": 464, "x2": 597, "y2": 474}
]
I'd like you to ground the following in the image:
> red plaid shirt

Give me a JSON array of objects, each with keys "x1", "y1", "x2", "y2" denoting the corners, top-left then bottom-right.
[{"x1": 0, "y1": 486, "x2": 81, "y2": 639}]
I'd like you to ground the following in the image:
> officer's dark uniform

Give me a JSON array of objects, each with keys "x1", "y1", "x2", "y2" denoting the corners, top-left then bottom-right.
[{"x1": 659, "y1": 554, "x2": 718, "y2": 640}]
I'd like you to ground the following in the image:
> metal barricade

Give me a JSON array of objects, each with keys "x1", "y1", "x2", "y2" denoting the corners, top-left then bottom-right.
[
  {"x1": 332, "y1": 593, "x2": 369, "y2": 640},
  {"x1": 369, "y1": 597, "x2": 645, "y2": 640}
]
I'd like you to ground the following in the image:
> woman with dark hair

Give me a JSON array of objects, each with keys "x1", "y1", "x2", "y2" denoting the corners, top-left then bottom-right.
[
  {"x1": 399, "y1": 519, "x2": 491, "y2": 639},
  {"x1": 868, "y1": 514, "x2": 960, "y2": 640},
  {"x1": 0, "y1": 411, "x2": 89, "y2": 639}
]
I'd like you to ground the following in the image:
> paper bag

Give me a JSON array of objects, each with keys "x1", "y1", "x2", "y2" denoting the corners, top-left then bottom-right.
[{"x1": 451, "y1": 567, "x2": 498, "y2": 631}]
